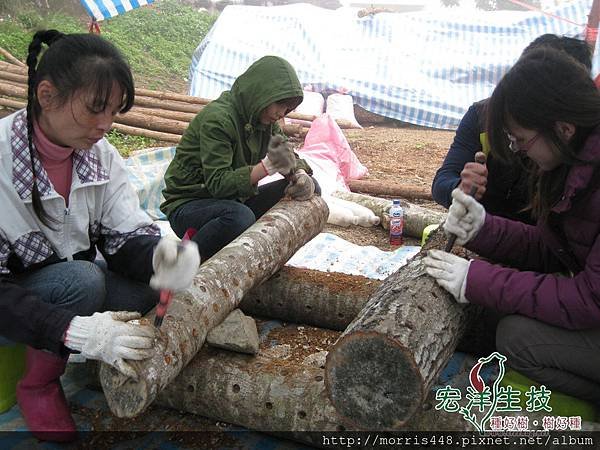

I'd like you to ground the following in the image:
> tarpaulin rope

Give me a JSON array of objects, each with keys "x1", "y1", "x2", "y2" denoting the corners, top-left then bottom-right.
[{"x1": 506, "y1": 0, "x2": 586, "y2": 27}]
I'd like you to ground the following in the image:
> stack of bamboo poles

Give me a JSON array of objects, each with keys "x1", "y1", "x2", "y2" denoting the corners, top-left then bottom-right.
[{"x1": 0, "y1": 57, "x2": 359, "y2": 144}]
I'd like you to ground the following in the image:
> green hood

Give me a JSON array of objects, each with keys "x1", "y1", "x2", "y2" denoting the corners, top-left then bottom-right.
[{"x1": 230, "y1": 55, "x2": 303, "y2": 127}]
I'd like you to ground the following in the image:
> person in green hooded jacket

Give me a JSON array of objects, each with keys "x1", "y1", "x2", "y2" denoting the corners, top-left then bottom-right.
[{"x1": 160, "y1": 55, "x2": 319, "y2": 260}]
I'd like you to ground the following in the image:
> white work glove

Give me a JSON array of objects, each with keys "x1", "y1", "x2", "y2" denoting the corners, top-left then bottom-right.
[
  {"x1": 423, "y1": 250, "x2": 471, "y2": 304},
  {"x1": 284, "y1": 169, "x2": 315, "y2": 201},
  {"x1": 261, "y1": 135, "x2": 297, "y2": 176},
  {"x1": 150, "y1": 237, "x2": 200, "y2": 292},
  {"x1": 444, "y1": 188, "x2": 486, "y2": 246},
  {"x1": 64, "y1": 311, "x2": 155, "y2": 379}
]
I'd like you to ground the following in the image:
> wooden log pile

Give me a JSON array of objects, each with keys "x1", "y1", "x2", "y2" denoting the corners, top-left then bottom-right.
[
  {"x1": 0, "y1": 55, "x2": 434, "y2": 200},
  {"x1": 100, "y1": 196, "x2": 329, "y2": 418}
]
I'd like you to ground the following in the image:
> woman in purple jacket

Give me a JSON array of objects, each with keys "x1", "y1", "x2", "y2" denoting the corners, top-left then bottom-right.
[{"x1": 424, "y1": 47, "x2": 600, "y2": 406}]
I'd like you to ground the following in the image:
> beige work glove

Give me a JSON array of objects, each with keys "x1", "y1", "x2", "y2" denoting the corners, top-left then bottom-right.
[
  {"x1": 64, "y1": 311, "x2": 155, "y2": 379},
  {"x1": 443, "y1": 188, "x2": 486, "y2": 246},
  {"x1": 150, "y1": 237, "x2": 200, "y2": 292},
  {"x1": 260, "y1": 135, "x2": 297, "y2": 176},
  {"x1": 285, "y1": 169, "x2": 315, "y2": 201},
  {"x1": 423, "y1": 250, "x2": 470, "y2": 304}
]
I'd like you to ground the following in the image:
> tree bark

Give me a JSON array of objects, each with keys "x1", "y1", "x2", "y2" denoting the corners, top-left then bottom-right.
[
  {"x1": 0, "y1": 48, "x2": 25, "y2": 67},
  {"x1": 282, "y1": 123, "x2": 308, "y2": 138},
  {"x1": 348, "y1": 179, "x2": 433, "y2": 200},
  {"x1": 240, "y1": 266, "x2": 381, "y2": 331},
  {"x1": 324, "y1": 229, "x2": 476, "y2": 430},
  {"x1": 136, "y1": 87, "x2": 213, "y2": 105},
  {"x1": 332, "y1": 191, "x2": 445, "y2": 237},
  {"x1": 155, "y1": 346, "x2": 343, "y2": 438},
  {"x1": 110, "y1": 123, "x2": 181, "y2": 143},
  {"x1": 0, "y1": 60, "x2": 27, "y2": 75},
  {"x1": 0, "y1": 81, "x2": 26, "y2": 100},
  {"x1": 0, "y1": 70, "x2": 27, "y2": 85},
  {"x1": 100, "y1": 196, "x2": 329, "y2": 418},
  {"x1": 130, "y1": 106, "x2": 197, "y2": 123},
  {"x1": 116, "y1": 110, "x2": 189, "y2": 135},
  {"x1": 0, "y1": 97, "x2": 25, "y2": 111},
  {"x1": 134, "y1": 95, "x2": 203, "y2": 114}
]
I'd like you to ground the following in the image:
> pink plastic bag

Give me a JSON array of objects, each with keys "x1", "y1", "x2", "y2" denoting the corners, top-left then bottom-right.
[{"x1": 300, "y1": 114, "x2": 368, "y2": 182}]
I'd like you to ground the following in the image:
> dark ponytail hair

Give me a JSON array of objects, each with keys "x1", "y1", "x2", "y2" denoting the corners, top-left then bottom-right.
[
  {"x1": 486, "y1": 47, "x2": 600, "y2": 221},
  {"x1": 25, "y1": 30, "x2": 135, "y2": 227}
]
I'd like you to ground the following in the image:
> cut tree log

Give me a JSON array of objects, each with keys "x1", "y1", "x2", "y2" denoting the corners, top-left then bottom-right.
[
  {"x1": 0, "y1": 97, "x2": 26, "y2": 111},
  {"x1": 134, "y1": 95, "x2": 203, "y2": 114},
  {"x1": 0, "y1": 48, "x2": 26, "y2": 67},
  {"x1": 332, "y1": 191, "x2": 446, "y2": 238},
  {"x1": 100, "y1": 196, "x2": 329, "y2": 418},
  {"x1": 240, "y1": 266, "x2": 381, "y2": 331},
  {"x1": 0, "y1": 70, "x2": 27, "y2": 85},
  {"x1": 0, "y1": 81, "x2": 26, "y2": 100},
  {"x1": 155, "y1": 346, "x2": 344, "y2": 439},
  {"x1": 111, "y1": 123, "x2": 181, "y2": 143},
  {"x1": 130, "y1": 106, "x2": 197, "y2": 123},
  {"x1": 136, "y1": 87, "x2": 212, "y2": 105},
  {"x1": 348, "y1": 179, "x2": 433, "y2": 200},
  {"x1": 324, "y1": 228, "x2": 478, "y2": 430},
  {"x1": 0, "y1": 60, "x2": 27, "y2": 75},
  {"x1": 116, "y1": 109, "x2": 189, "y2": 135}
]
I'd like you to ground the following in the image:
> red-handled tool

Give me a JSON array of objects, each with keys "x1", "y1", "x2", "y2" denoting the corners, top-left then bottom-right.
[
  {"x1": 444, "y1": 152, "x2": 487, "y2": 253},
  {"x1": 154, "y1": 227, "x2": 197, "y2": 328}
]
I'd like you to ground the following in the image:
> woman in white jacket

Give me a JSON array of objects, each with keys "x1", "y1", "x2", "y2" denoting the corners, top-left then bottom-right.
[{"x1": 0, "y1": 30, "x2": 199, "y2": 441}]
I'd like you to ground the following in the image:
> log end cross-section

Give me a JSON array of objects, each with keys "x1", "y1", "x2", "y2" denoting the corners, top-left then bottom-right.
[
  {"x1": 325, "y1": 331, "x2": 424, "y2": 430},
  {"x1": 325, "y1": 229, "x2": 471, "y2": 430}
]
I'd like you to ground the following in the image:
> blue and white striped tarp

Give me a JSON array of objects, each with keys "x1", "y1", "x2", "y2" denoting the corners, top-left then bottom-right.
[
  {"x1": 189, "y1": 1, "x2": 592, "y2": 130},
  {"x1": 80, "y1": 0, "x2": 154, "y2": 21}
]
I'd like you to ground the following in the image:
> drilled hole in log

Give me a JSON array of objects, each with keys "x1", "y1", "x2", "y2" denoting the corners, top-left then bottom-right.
[
  {"x1": 337, "y1": 313, "x2": 344, "y2": 318},
  {"x1": 315, "y1": 375, "x2": 323, "y2": 382},
  {"x1": 417, "y1": 305, "x2": 426, "y2": 313},
  {"x1": 199, "y1": 285, "x2": 207, "y2": 292},
  {"x1": 232, "y1": 384, "x2": 240, "y2": 393},
  {"x1": 255, "y1": 298, "x2": 261, "y2": 304},
  {"x1": 260, "y1": 229, "x2": 267, "y2": 234},
  {"x1": 336, "y1": 425, "x2": 346, "y2": 432},
  {"x1": 228, "y1": 255, "x2": 235, "y2": 259},
  {"x1": 305, "y1": 305, "x2": 312, "y2": 310},
  {"x1": 297, "y1": 411, "x2": 307, "y2": 419},
  {"x1": 186, "y1": 384, "x2": 194, "y2": 393},
  {"x1": 277, "y1": 302, "x2": 283, "y2": 307},
  {"x1": 265, "y1": 402, "x2": 273, "y2": 410},
  {"x1": 243, "y1": 242, "x2": 250, "y2": 247}
]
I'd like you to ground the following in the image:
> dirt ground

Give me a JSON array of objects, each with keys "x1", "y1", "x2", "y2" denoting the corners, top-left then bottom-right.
[{"x1": 295, "y1": 123, "x2": 454, "y2": 250}]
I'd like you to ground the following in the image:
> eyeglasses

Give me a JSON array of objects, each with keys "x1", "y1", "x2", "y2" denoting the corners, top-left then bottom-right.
[{"x1": 505, "y1": 130, "x2": 541, "y2": 153}]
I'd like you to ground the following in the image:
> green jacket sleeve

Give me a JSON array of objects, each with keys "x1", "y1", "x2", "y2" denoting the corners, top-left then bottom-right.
[{"x1": 197, "y1": 117, "x2": 258, "y2": 199}]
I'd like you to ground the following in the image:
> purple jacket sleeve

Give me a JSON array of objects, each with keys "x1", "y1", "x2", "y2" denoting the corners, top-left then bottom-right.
[
  {"x1": 466, "y1": 244, "x2": 600, "y2": 329},
  {"x1": 466, "y1": 214, "x2": 564, "y2": 274}
]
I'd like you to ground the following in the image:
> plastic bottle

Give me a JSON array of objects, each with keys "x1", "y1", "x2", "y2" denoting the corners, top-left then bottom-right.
[{"x1": 389, "y1": 199, "x2": 404, "y2": 246}]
